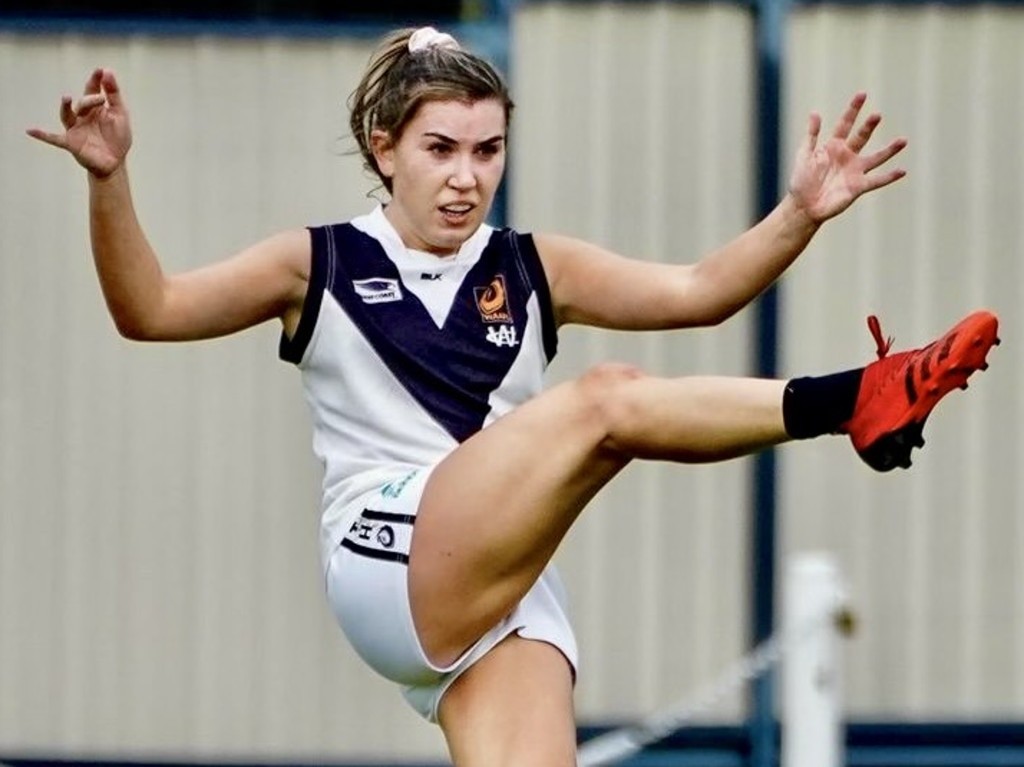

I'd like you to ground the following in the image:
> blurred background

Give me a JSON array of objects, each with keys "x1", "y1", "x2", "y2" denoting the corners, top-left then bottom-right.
[
  {"x1": 0, "y1": 0, "x2": 462, "y2": 22},
  {"x1": 1, "y1": 0, "x2": 1022, "y2": 765}
]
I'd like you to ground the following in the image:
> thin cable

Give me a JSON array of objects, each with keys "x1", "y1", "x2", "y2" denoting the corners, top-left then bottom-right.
[{"x1": 577, "y1": 607, "x2": 848, "y2": 767}]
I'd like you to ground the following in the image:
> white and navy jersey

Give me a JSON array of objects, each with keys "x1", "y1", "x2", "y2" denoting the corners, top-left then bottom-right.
[{"x1": 279, "y1": 206, "x2": 558, "y2": 538}]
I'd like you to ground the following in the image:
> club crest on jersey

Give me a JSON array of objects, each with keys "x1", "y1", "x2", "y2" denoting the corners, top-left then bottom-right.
[
  {"x1": 474, "y1": 275, "x2": 513, "y2": 323},
  {"x1": 486, "y1": 325, "x2": 519, "y2": 347},
  {"x1": 353, "y1": 278, "x2": 403, "y2": 304}
]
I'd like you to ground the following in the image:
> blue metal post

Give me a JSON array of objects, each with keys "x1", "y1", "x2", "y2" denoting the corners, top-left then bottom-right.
[
  {"x1": 750, "y1": 0, "x2": 787, "y2": 763},
  {"x1": 461, "y1": 0, "x2": 512, "y2": 228}
]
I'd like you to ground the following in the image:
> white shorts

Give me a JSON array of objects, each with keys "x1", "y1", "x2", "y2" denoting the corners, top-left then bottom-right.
[{"x1": 323, "y1": 466, "x2": 579, "y2": 722}]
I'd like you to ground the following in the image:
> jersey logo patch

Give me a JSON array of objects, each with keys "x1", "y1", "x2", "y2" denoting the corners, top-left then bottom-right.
[
  {"x1": 474, "y1": 275, "x2": 513, "y2": 323},
  {"x1": 486, "y1": 325, "x2": 519, "y2": 347},
  {"x1": 353, "y1": 278, "x2": 403, "y2": 304}
]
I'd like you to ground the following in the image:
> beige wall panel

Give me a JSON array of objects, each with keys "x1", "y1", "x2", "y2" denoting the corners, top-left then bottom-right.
[
  {"x1": 0, "y1": 32, "x2": 447, "y2": 761},
  {"x1": 781, "y1": 5, "x2": 1024, "y2": 719},
  {"x1": 513, "y1": 3, "x2": 757, "y2": 723}
]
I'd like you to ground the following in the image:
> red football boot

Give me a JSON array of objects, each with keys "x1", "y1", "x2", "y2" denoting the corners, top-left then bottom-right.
[{"x1": 840, "y1": 311, "x2": 1000, "y2": 471}]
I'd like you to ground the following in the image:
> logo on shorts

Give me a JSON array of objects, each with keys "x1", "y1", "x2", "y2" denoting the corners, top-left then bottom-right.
[
  {"x1": 375, "y1": 525, "x2": 395, "y2": 548},
  {"x1": 342, "y1": 509, "x2": 415, "y2": 564},
  {"x1": 474, "y1": 275, "x2": 513, "y2": 323},
  {"x1": 381, "y1": 471, "x2": 417, "y2": 499},
  {"x1": 354, "y1": 278, "x2": 403, "y2": 304},
  {"x1": 349, "y1": 517, "x2": 396, "y2": 549}
]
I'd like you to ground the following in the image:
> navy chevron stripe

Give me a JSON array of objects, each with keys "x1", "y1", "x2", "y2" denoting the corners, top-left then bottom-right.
[{"x1": 321, "y1": 224, "x2": 552, "y2": 443}]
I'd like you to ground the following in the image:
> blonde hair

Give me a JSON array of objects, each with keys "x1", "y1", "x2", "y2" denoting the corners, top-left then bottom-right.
[{"x1": 348, "y1": 28, "x2": 514, "y2": 193}]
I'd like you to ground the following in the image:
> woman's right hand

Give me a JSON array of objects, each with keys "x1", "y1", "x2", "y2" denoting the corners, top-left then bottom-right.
[{"x1": 27, "y1": 68, "x2": 132, "y2": 178}]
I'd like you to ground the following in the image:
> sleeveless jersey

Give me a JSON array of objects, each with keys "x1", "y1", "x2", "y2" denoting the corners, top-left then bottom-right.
[{"x1": 279, "y1": 206, "x2": 558, "y2": 559}]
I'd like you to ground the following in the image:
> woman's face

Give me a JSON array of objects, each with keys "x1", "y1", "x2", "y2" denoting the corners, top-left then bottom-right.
[{"x1": 373, "y1": 97, "x2": 507, "y2": 256}]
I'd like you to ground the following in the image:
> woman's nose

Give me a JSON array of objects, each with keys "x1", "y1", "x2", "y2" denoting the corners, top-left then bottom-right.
[{"x1": 447, "y1": 156, "x2": 476, "y2": 189}]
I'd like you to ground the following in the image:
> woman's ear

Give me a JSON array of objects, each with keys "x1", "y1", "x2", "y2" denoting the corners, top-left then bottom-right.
[{"x1": 370, "y1": 129, "x2": 395, "y2": 179}]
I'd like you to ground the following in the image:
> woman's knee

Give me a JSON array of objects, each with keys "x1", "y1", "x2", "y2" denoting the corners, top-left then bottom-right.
[{"x1": 573, "y1": 362, "x2": 648, "y2": 449}]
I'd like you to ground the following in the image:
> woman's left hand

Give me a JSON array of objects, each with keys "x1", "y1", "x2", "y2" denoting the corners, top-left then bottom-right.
[{"x1": 787, "y1": 92, "x2": 907, "y2": 224}]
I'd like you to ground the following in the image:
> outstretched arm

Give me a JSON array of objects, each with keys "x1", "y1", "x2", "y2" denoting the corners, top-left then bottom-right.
[
  {"x1": 27, "y1": 69, "x2": 308, "y2": 341},
  {"x1": 540, "y1": 92, "x2": 907, "y2": 330}
]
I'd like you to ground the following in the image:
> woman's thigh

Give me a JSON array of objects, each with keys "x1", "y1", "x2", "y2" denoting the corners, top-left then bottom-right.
[
  {"x1": 409, "y1": 371, "x2": 631, "y2": 664},
  {"x1": 408, "y1": 367, "x2": 787, "y2": 664}
]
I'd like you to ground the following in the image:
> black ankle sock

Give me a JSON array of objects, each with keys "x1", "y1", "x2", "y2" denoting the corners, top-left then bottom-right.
[{"x1": 783, "y1": 368, "x2": 865, "y2": 439}]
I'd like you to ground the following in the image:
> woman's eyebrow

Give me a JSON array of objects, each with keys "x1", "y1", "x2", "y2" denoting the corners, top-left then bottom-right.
[
  {"x1": 423, "y1": 131, "x2": 505, "y2": 145},
  {"x1": 423, "y1": 131, "x2": 457, "y2": 144}
]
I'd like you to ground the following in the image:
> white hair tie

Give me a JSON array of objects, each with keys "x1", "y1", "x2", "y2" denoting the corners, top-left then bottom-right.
[{"x1": 408, "y1": 26, "x2": 460, "y2": 53}]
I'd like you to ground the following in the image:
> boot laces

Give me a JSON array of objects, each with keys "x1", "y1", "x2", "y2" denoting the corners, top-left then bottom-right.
[{"x1": 867, "y1": 315, "x2": 894, "y2": 359}]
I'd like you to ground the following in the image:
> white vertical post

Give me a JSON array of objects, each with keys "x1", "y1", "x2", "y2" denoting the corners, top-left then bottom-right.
[{"x1": 782, "y1": 552, "x2": 845, "y2": 767}]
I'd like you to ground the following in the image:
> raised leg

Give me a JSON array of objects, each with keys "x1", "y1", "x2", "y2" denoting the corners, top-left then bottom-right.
[{"x1": 409, "y1": 364, "x2": 789, "y2": 664}]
